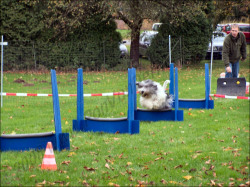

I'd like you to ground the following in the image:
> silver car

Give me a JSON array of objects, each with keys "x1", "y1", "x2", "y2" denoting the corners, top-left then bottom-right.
[
  {"x1": 139, "y1": 31, "x2": 158, "y2": 57},
  {"x1": 205, "y1": 31, "x2": 227, "y2": 60}
]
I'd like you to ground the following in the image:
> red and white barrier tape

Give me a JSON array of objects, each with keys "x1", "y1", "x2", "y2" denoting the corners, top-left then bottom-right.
[
  {"x1": 1, "y1": 92, "x2": 128, "y2": 97},
  {"x1": 210, "y1": 94, "x2": 250, "y2": 100},
  {"x1": 2, "y1": 92, "x2": 249, "y2": 100}
]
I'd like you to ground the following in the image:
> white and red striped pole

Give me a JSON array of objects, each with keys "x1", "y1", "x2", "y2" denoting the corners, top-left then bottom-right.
[{"x1": 210, "y1": 94, "x2": 250, "y2": 100}]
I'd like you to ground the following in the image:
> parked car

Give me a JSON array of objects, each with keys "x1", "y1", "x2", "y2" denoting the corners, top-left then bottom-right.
[
  {"x1": 215, "y1": 24, "x2": 227, "y2": 32},
  {"x1": 119, "y1": 41, "x2": 128, "y2": 58},
  {"x1": 205, "y1": 31, "x2": 227, "y2": 60},
  {"x1": 152, "y1": 23, "x2": 162, "y2": 31},
  {"x1": 139, "y1": 31, "x2": 158, "y2": 57},
  {"x1": 223, "y1": 23, "x2": 250, "y2": 44}
]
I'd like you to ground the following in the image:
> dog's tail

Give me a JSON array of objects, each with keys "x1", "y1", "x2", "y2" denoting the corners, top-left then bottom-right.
[{"x1": 163, "y1": 80, "x2": 170, "y2": 91}]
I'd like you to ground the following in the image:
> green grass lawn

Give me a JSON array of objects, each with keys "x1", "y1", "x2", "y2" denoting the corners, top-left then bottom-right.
[{"x1": 1, "y1": 55, "x2": 249, "y2": 186}]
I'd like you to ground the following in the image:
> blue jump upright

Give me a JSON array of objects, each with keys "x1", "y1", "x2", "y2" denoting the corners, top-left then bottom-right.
[
  {"x1": 0, "y1": 70, "x2": 70, "y2": 151},
  {"x1": 134, "y1": 65, "x2": 184, "y2": 121},
  {"x1": 170, "y1": 63, "x2": 214, "y2": 109},
  {"x1": 72, "y1": 68, "x2": 139, "y2": 134}
]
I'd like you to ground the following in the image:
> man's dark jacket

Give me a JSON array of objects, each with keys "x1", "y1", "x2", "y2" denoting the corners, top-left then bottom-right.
[{"x1": 222, "y1": 32, "x2": 247, "y2": 67}]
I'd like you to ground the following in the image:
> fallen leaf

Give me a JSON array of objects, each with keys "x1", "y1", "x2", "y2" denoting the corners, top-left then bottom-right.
[
  {"x1": 155, "y1": 157, "x2": 164, "y2": 161},
  {"x1": 169, "y1": 181, "x2": 179, "y2": 184},
  {"x1": 174, "y1": 165, "x2": 183, "y2": 169},
  {"x1": 142, "y1": 174, "x2": 149, "y2": 178},
  {"x1": 205, "y1": 159, "x2": 211, "y2": 164},
  {"x1": 105, "y1": 163, "x2": 110, "y2": 169},
  {"x1": 196, "y1": 150, "x2": 202, "y2": 153},
  {"x1": 127, "y1": 162, "x2": 132, "y2": 166},
  {"x1": 213, "y1": 172, "x2": 217, "y2": 177},
  {"x1": 209, "y1": 165, "x2": 215, "y2": 170},
  {"x1": 72, "y1": 145, "x2": 79, "y2": 150},
  {"x1": 126, "y1": 170, "x2": 132, "y2": 174},
  {"x1": 189, "y1": 168, "x2": 197, "y2": 173},
  {"x1": 223, "y1": 147, "x2": 233, "y2": 151},
  {"x1": 128, "y1": 176, "x2": 133, "y2": 181},
  {"x1": 67, "y1": 152, "x2": 76, "y2": 157},
  {"x1": 210, "y1": 180, "x2": 216, "y2": 186},
  {"x1": 29, "y1": 175, "x2": 36, "y2": 178},
  {"x1": 2, "y1": 165, "x2": 12, "y2": 170},
  {"x1": 61, "y1": 161, "x2": 71, "y2": 165},
  {"x1": 118, "y1": 153, "x2": 123, "y2": 158},
  {"x1": 183, "y1": 175, "x2": 192, "y2": 180},
  {"x1": 37, "y1": 180, "x2": 46, "y2": 185},
  {"x1": 229, "y1": 182, "x2": 235, "y2": 187},
  {"x1": 161, "y1": 179, "x2": 167, "y2": 184},
  {"x1": 82, "y1": 180, "x2": 90, "y2": 186},
  {"x1": 83, "y1": 166, "x2": 95, "y2": 171}
]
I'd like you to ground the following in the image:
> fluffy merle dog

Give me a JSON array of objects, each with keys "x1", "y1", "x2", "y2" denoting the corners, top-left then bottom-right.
[{"x1": 136, "y1": 79, "x2": 173, "y2": 110}]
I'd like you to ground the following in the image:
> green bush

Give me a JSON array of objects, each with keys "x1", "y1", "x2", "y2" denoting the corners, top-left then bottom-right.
[
  {"x1": 1, "y1": 0, "x2": 122, "y2": 71},
  {"x1": 147, "y1": 12, "x2": 213, "y2": 67}
]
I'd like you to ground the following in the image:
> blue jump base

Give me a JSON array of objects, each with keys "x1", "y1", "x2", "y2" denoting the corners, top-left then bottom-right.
[
  {"x1": 134, "y1": 109, "x2": 184, "y2": 121},
  {"x1": 170, "y1": 63, "x2": 214, "y2": 109},
  {"x1": 0, "y1": 133, "x2": 69, "y2": 151},
  {"x1": 0, "y1": 70, "x2": 70, "y2": 151},
  {"x1": 73, "y1": 68, "x2": 140, "y2": 134},
  {"x1": 178, "y1": 99, "x2": 214, "y2": 109},
  {"x1": 73, "y1": 117, "x2": 139, "y2": 134}
]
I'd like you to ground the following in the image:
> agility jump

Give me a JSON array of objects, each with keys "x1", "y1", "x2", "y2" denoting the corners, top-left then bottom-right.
[
  {"x1": 134, "y1": 64, "x2": 184, "y2": 122},
  {"x1": 0, "y1": 70, "x2": 70, "y2": 151},
  {"x1": 72, "y1": 68, "x2": 139, "y2": 134},
  {"x1": 170, "y1": 63, "x2": 214, "y2": 109}
]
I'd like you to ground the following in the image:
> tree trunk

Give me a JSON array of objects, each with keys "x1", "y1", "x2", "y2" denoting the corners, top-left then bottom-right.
[{"x1": 130, "y1": 27, "x2": 140, "y2": 68}]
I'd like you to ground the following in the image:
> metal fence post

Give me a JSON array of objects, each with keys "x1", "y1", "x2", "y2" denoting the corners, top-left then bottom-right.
[
  {"x1": 1, "y1": 35, "x2": 8, "y2": 108},
  {"x1": 169, "y1": 35, "x2": 171, "y2": 66}
]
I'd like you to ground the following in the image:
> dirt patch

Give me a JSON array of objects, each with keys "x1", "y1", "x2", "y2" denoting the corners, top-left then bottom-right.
[
  {"x1": 23, "y1": 83, "x2": 34, "y2": 87},
  {"x1": 83, "y1": 81, "x2": 89, "y2": 85},
  {"x1": 93, "y1": 81, "x2": 100, "y2": 83},
  {"x1": 40, "y1": 80, "x2": 48, "y2": 83},
  {"x1": 14, "y1": 78, "x2": 25, "y2": 83}
]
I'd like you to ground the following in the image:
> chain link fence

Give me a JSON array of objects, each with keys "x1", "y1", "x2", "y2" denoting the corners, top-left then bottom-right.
[{"x1": 2, "y1": 37, "x2": 212, "y2": 72}]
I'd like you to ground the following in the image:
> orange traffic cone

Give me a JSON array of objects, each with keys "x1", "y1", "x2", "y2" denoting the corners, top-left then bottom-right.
[{"x1": 41, "y1": 142, "x2": 57, "y2": 170}]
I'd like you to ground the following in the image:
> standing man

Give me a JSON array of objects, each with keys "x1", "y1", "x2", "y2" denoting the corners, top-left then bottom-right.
[{"x1": 222, "y1": 24, "x2": 247, "y2": 78}]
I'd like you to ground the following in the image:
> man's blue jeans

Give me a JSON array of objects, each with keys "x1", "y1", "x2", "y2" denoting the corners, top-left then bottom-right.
[{"x1": 225, "y1": 61, "x2": 239, "y2": 78}]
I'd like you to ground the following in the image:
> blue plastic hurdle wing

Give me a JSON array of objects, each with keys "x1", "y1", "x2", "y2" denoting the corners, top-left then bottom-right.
[
  {"x1": 72, "y1": 68, "x2": 139, "y2": 134},
  {"x1": 170, "y1": 63, "x2": 214, "y2": 109},
  {"x1": 0, "y1": 70, "x2": 70, "y2": 151}
]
